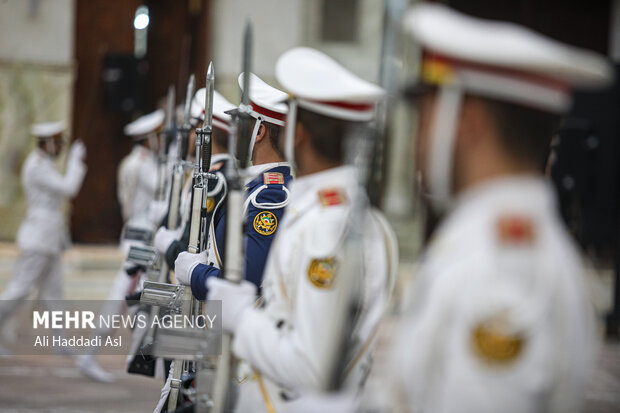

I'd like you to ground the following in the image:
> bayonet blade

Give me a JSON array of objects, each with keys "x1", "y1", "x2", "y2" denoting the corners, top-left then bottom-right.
[
  {"x1": 237, "y1": 20, "x2": 253, "y2": 168},
  {"x1": 183, "y1": 74, "x2": 195, "y2": 127},
  {"x1": 165, "y1": 85, "x2": 175, "y2": 132},
  {"x1": 205, "y1": 62, "x2": 214, "y2": 129},
  {"x1": 241, "y1": 21, "x2": 252, "y2": 107}
]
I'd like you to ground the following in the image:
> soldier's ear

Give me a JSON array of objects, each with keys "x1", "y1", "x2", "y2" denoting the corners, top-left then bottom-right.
[
  {"x1": 294, "y1": 122, "x2": 308, "y2": 148},
  {"x1": 255, "y1": 123, "x2": 267, "y2": 143}
]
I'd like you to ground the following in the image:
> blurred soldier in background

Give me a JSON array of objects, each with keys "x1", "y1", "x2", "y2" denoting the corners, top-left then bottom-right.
[
  {"x1": 153, "y1": 89, "x2": 236, "y2": 272},
  {"x1": 205, "y1": 48, "x2": 397, "y2": 412},
  {"x1": 118, "y1": 109, "x2": 165, "y2": 225},
  {"x1": 386, "y1": 4, "x2": 613, "y2": 413},
  {"x1": 76, "y1": 110, "x2": 164, "y2": 382},
  {"x1": 0, "y1": 121, "x2": 86, "y2": 352}
]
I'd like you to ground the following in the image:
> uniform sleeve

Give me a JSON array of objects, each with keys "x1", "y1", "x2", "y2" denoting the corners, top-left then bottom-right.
[
  {"x1": 31, "y1": 157, "x2": 86, "y2": 198},
  {"x1": 233, "y1": 207, "x2": 350, "y2": 390},
  {"x1": 190, "y1": 187, "x2": 287, "y2": 300},
  {"x1": 243, "y1": 187, "x2": 287, "y2": 288},
  {"x1": 188, "y1": 206, "x2": 227, "y2": 300}
]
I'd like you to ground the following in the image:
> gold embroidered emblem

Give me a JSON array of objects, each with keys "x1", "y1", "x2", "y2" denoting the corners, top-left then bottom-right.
[
  {"x1": 307, "y1": 258, "x2": 337, "y2": 289},
  {"x1": 471, "y1": 322, "x2": 525, "y2": 365},
  {"x1": 206, "y1": 197, "x2": 215, "y2": 213},
  {"x1": 253, "y1": 211, "x2": 278, "y2": 236}
]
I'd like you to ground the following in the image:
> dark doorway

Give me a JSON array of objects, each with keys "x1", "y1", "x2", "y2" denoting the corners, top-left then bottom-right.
[{"x1": 71, "y1": 0, "x2": 211, "y2": 243}]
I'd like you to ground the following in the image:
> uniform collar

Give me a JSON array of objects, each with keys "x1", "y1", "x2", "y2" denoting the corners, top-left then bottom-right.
[
  {"x1": 211, "y1": 153, "x2": 234, "y2": 164},
  {"x1": 244, "y1": 162, "x2": 291, "y2": 186},
  {"x1": 35, "y1": 147, "x2": 53, "y2": 161},
  {"x1": 449, "y1": 175, "x2": 555, "y2": 223},
  {"x1": 288, "y1": 165, "x2": 357, "y2": 207},
  {"x1": 132, "y1": 144, "x2": 153, "y2": 157}
]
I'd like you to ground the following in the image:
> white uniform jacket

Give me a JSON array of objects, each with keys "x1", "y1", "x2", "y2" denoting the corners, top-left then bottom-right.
[
  {"x1": 392, "y1": 177, "x2": 596, "y2": 413},
  {"x1": 233, "y1": 165, "x2": 398, "y2": 412},
  {"x1": 16, "y1": 148, "x2": 86, "y2": 255},
  {"x1": 117, "y1": 145, "x2": 158, "y2": 222}
]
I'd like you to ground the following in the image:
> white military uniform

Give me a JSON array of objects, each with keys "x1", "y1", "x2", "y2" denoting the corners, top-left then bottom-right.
[
  {"x1": 392, "y1": 177, "x2": 595, "y2": 413},
  {"x1": 0, "y1": 122, "x2": 85, "y2": 324},
  {"x1": 77, "y1": 110, "x2": 162, "y2": 382},
  {"x1": 386, "y1": 4, "x2": 613, "y2": 413},
  {"x1": 117, "y1": 144, "x2": 158, "y2": 223},
  {"x1": 233, "y1": 165, "x2": 397, "y2": 412}
]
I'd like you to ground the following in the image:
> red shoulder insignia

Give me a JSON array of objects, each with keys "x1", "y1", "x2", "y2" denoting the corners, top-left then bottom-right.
[
  {"x1": 263, "y1": 172, "x2": 284, "y2": 185},
  {"x1": 497, "y1": 215, "x2": 535, "y2": 245},
  {"x1": 210, "y1": 161, "x2": 224, "y2": 172},
  {"x1": 318, "y1": 188, "x2": 348, "y2": 207}
]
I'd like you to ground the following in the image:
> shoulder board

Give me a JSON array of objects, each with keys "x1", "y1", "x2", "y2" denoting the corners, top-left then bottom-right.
[
  {"x1": 263, "y1": 172, "x2": 284, "y2": 185},
  {"x1": 318, "y1": 188, "x2": 348, "y2": 207},
  {"x1": 496, "y1": 215, "x2": 535, "y2": 245}
]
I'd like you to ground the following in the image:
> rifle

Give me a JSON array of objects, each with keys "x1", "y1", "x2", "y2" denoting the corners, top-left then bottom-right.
[
  {"x1": 318, "y1": 0, "x2": 405, "y2": 390},
  {"x1": 157, "y1": 85, "x2": 177, "y2": 201},
  {"x1": 210, "y1": 21, "x2": 253, "y2": 413},
  {"x1": 127, "y1": 80, "x2": 193, "y2": 376},
  {"x1": 166, "y1": 62, "x2": 215, "y2": 411}
]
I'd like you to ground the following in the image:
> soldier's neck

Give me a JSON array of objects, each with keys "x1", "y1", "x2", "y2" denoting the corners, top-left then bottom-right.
[
  {"x1": 253, "y1": 145, "x2": 284, "y2": 166},
  {"x1": 454, "y1": 151, "x2": 541, "y2": 196}
]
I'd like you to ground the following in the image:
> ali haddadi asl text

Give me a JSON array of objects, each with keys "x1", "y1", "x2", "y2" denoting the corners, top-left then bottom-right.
[{"x1": 34, "y1": 335, "x2": 121, "y2": 348}]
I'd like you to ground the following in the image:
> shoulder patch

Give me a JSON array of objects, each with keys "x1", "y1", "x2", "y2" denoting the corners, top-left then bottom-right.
[
  {"x1": 497, "y1": 215, "x2": 534, "y2": 245},
  {"x1": 471, "y1": 321, "x2": 525, "y2": 365},
  {"x1": 318, "y1": 188, "x2": 348, "y2": 207},
  {"x1": 307, "y1": 258, "x2": 337, "y2": 289},
  {"x1": 263, "y1": 172, "x2": 284, "y2": 185},
  {"x1": 253, "y1": 211, "x2": 278, "y2": 236},
  {"x1": 206, "y1": 197, "x2": 215, "y2": 212}
]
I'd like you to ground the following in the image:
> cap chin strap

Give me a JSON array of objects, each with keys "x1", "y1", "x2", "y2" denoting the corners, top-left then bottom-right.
[
  {"x1": 284, "y1": 99, "x2": 298, "y2": 171},
  {"x1": 248, "y1": 117, "x2": 262, "y2": 163},
  {"x1": 427, "y1": 84, "x2": 463, "y2": 212}
]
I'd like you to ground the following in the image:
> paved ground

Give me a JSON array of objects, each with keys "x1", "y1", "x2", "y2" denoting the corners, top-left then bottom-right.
[
  {"x1": 0, "y1": 243, "x2": 163, "y2": 412},
  {"x1": 0, "y1": 242, "x2": 618, "y2": 412}
]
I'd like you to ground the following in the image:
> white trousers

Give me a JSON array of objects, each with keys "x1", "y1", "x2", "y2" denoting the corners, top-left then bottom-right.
[{"x1": 0, "y1": 251, "x2": 63, "y2": 327}]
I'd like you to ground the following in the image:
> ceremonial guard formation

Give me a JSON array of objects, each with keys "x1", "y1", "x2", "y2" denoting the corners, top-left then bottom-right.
[{"x1": 1, "y1": 2, "x2": 616, "y2": 412}]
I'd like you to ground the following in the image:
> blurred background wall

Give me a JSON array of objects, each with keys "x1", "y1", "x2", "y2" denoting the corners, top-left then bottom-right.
[
  {"x1": 0, "y1": 0, "x2": 616, "y2": 249},
  {"x1": 0, "y1": 0, "x2": 75, "y2": 240}
]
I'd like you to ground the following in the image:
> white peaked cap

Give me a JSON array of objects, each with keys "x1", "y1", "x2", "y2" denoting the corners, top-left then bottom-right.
[
  {"x1": 276, "y1": 47, "x2": 385, "y2": 121},
  {"x1": 403, "y1": 3, "x2": 613, "y2": 112},
  {"x1": 30, "y1": 121, "x2": 66, "y2": 137},
  {"x1": 192, "y1": 88, "x2": 236, "y2": 132},
  {"x1": 124, "y1": 109, "x2": 165, "y2": 136},
  {"x1": 238, "y1": 73, "x2": 288, "y2": 126}
]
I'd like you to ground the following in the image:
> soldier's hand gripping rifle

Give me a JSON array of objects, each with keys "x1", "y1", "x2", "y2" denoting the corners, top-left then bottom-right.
[
  {"x1": 166, "y1": 63, "x2": 215, "y2": 411},
  {"x1": 210, "y1": 21, "x2": 253, "y2": 413}
]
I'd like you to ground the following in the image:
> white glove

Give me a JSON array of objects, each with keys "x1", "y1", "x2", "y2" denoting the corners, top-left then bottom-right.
[
  {"x1": 174, "y1": 251, "x2": 207, "y2": 285},
  {"x1": 154, "y1": 226, "x2": 181, "y2": 254},
  {"x1": 68, "y1": 140, "x2": 86, "y2": 162},
  {"x1": 206, "y1": 278, "x2": 257, "y2": 334},
  {"x1": 149, "y1": 200, "x2": 169, "y2": 225}
]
